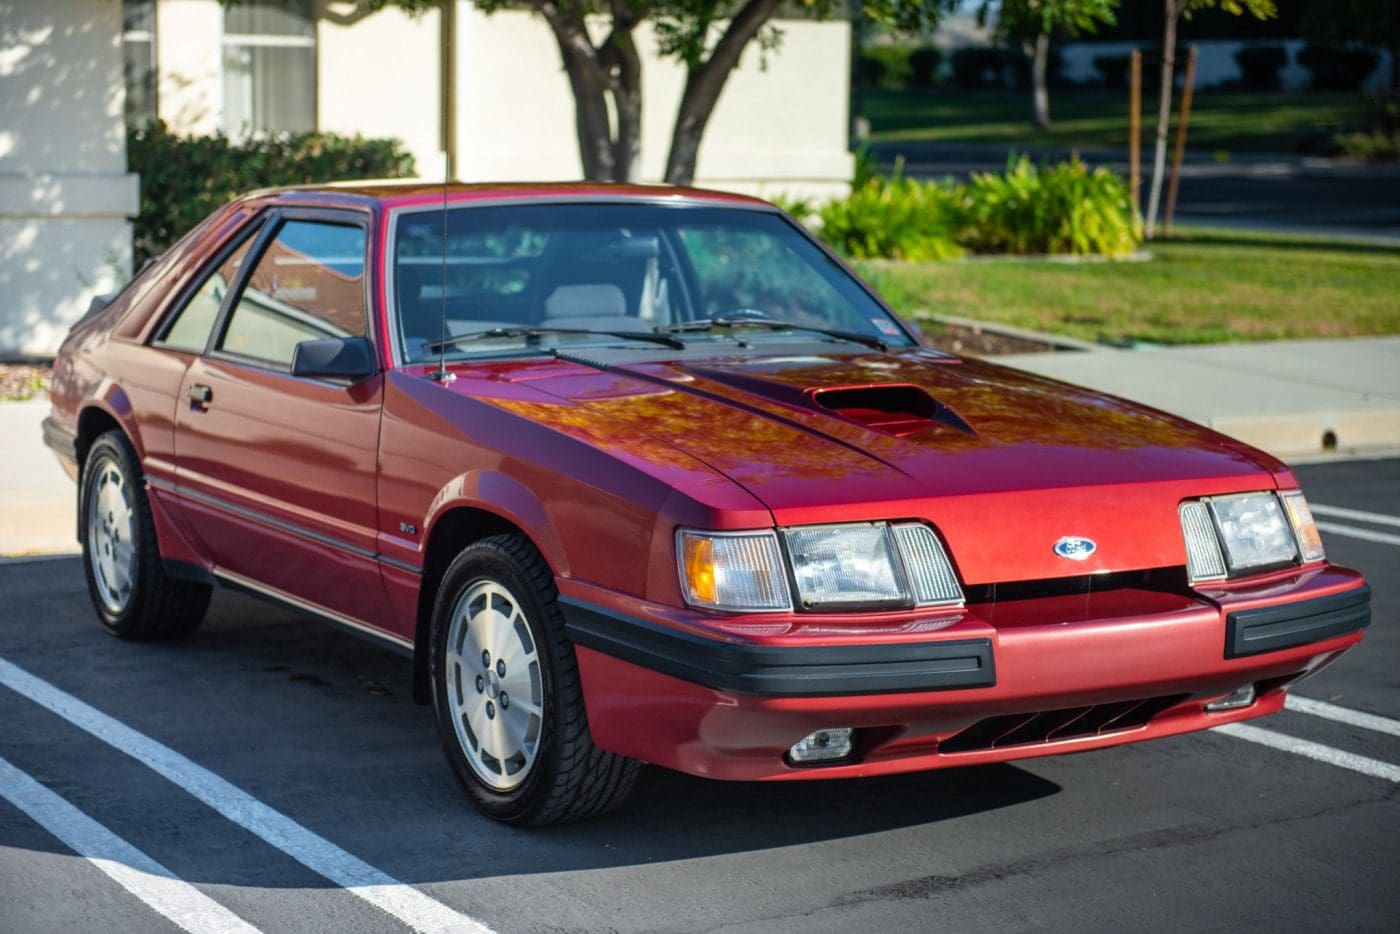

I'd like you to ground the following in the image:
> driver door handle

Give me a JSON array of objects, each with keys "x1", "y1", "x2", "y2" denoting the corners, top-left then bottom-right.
[{"x1": 188, "y1": 383, "x2": 213, "y2": 407}]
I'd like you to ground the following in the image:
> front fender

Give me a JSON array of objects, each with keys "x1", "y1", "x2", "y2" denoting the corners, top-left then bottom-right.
[{"x1": 423, "y1": 469, "x2": 569, "y2": 578}]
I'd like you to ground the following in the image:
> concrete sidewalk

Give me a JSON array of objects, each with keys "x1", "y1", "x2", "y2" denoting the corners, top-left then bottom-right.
[
  {"x1": 3, "y1": 335, "x2": 1399, "y2": 555},
  {"x1": 1, "y1": 399, "x2": 78, "y2": 556},
  {"x1": 988, "y1": 336, "x2": 1400, "y2": 460}
]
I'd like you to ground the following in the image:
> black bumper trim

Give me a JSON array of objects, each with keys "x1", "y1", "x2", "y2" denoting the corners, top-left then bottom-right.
[
  {"x1": 560, "y1": 597, "x2": 995, "y2": 697},
  {"x1": 1225, "y1": 585, "x2": 1371, "y2": 659},
  {"x1": 41, "y1": 417, "x2": 77, "y2": 461}
]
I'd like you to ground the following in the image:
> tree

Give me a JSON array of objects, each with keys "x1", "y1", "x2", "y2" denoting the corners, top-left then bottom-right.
[
  {"x1": 362, "y1": 1, "x2": 953, "y2": 185},
  {"x1": 1303, "y1": 0, "x2": 1400, "y2": 91},
  {"x1": 1143, "y1": 0, "x2": 1275, "y2": 238},
  {"x1": 983, "y1": 0, "x2": 1118, "y2": 131}
]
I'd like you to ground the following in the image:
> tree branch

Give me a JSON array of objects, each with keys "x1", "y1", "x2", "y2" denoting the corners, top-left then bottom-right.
[{"x1": 664, "y1": 0, "x2": 782, "y2": 184}]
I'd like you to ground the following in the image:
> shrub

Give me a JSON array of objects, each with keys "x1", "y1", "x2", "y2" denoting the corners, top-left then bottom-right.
[
  {"x1": 1333, "y1": 96, "x2": 1400, "y2": 162},
  {"x1": 813, "y1": 157, "x2": 1141, "y2": 261},
  {"x1": 859, "y1": 45, "x2": 914, "y2": 91},
  {"x1": 1297, "y1": 44, "x2": 1378, "y2": 91},
  {"x1": 956, "y1": 155, "x2": 1141, "y2": 257},
  {"x1": 1233, "y1": 45, "x2": 1288, "y2": 90},
  {"x1": 817, "y1": 168, "x2": 964, "y2": 261},
  {"x1": 128, "y1": 122, "x2": 416, "y2": 262},
  {"x1": 908, "y1": 46, "x2": 943, "y2": 88},
  {"x1": 950, "y1": 47, "x2": 1007, "y2": 90}
]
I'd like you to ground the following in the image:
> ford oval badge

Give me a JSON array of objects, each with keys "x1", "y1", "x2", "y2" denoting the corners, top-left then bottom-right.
[{"x1": 1053, "y1": 536, "x2": 1097, "y2": 561}]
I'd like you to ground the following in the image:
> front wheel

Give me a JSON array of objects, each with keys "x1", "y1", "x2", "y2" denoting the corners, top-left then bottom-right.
[
  {"x1": 80, "y1": 430, "x2": 211, "y2": 639},
  {"x1": 429, "y1": 534, "x2": 638, "y2": 825}
]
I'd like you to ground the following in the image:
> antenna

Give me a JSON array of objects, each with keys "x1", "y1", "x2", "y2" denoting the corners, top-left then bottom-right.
[{"x1": 431, "y1": 10, "x2": 455, "y2": 384}]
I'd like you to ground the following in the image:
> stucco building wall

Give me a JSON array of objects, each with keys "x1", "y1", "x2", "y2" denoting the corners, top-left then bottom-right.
[{"x1": 0, "y1": 0, "x2": 138, "y2": 357}]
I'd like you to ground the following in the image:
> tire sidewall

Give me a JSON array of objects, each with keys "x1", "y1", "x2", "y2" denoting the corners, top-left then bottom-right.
[
  {"x1": 429, "y1": 541, "x2": 563, "y2": 823},
  {"x1": 80, "y1": 434, "x2": 143, "y2": 635}
]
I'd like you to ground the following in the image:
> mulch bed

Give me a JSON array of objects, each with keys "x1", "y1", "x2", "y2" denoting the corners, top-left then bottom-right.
[{"x1": 921, "y1": 321, "x2": 1059, "y2": 356}]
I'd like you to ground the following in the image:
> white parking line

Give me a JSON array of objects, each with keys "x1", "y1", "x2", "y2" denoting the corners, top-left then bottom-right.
[
  {"x1": 1215, "y1": 723, "x2": 1400, "y2": 784},
  {"x1": 1311, "y1": 503, "x2": 1400, "y2": 529},
  {"x1": 1286, "y1": 696, "x2": 1400, "y2": 739},
  {"x1": 0, "y1": 657, "x2": 493, "y2": 934},
  {"x1": 1315, "y1": 521, "x2": 1400, "y2": 548},
  {"x1": 0, "y1": 755, "x2": 261, "y2": 934}
]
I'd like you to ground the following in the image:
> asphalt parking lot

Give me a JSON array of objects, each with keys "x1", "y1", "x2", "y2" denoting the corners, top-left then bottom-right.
[{"x1": 1, "y1": 457, "x2": 1396, "y2": 933}]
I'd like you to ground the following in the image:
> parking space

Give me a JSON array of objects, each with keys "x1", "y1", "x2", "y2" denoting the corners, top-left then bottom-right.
[{"x1": 2, "y1": 458, "x2": 1397, "y2": 933}]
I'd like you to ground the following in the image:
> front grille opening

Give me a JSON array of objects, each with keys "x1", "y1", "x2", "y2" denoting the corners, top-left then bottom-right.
[
  {"x1": 962, "y1": 567, "x2": 1191, "y2": 605},
  {"x1": 939, "y1": 693, "x2": 1189, "y2": 754}
]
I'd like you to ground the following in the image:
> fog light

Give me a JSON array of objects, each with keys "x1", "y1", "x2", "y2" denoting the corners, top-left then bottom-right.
[
  {"x1": 788, "y1": 728, "x2": 854, "y2": 764},
  {"x1": 1205, "y1": 684, "x2": 1257, "y2": 712}
]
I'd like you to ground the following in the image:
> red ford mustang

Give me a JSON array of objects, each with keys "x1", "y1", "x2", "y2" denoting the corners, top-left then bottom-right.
[{"x1": 44, "y1": 182, "x2": 1370, "y2": 825}]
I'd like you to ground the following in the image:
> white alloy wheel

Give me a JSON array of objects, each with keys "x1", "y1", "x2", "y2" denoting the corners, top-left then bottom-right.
[
  {"x1": 444, "y1": 579, "x2": 545, "y2": 790},
  {"x1": 86, "y1": 455, "x2": 137, "y2": 615}
]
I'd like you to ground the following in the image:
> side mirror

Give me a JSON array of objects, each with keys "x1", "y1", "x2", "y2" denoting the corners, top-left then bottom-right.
[{"x1": 291, "y1": 336, "x2": 377, "y2": 382}]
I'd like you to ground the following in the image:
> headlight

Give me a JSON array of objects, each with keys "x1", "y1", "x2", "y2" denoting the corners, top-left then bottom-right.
[
  {"x1": 677, "y1": 530, "x2": 791, "y2": 611},
  {"x1": 784, "y1": 523, "x2": 909, "y2": 609},
  {"x1": 677, "y1": 522, "x2": 964, "y2": 613},
  {"x1": 1179, "y1": 490, "x2": 1324, "y2": 583}
]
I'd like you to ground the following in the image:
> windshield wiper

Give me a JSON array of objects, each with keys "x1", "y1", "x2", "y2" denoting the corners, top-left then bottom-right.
[
  {"x1": 425, "y1": 326, "x2": 685, "y2": 353},
  {"x1": 657, "y1": 316, "x2": 889, "y2": 352}
]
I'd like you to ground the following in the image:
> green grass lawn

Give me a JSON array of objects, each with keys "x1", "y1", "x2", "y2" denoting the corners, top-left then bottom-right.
[
  {"x1": 858, "y1": 228, "x2": 1400, "y2": 346},
  {"x1": 865, "y1": 89, "x2": 1371, "y2": 155}
]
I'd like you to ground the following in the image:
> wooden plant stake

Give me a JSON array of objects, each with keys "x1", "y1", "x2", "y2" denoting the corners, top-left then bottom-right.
[{"x1": 1164, "y1": 45, "x2": 1200, "y2": 237}]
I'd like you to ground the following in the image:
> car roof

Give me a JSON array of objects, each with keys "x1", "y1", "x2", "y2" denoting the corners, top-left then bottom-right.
[{"x1": 250, "y1": 180, "x2": 774, "y2": 212}]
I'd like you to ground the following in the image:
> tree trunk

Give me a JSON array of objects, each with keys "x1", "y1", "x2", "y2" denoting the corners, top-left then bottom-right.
[
  {"x1": 1144, "y1": 1, "x2": 1180, "y2": 239},
  {"x1": 1031, "y1": 33, "x2": 1051, "y2": 131},
  {"x1": 536, "y1": 1, "x2": 643, "y2": 182},
  {"x1": 600, "y1": 11, "x2": 643, "y2": 183},
  {"x1": 664, "y1": 0, "x2": 781, "y2": 185}
]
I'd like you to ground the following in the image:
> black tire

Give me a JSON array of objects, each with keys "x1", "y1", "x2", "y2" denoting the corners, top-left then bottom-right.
[
  {"x1": 429, "y1": 533, "x2": 639, "y2": 825},
  {"x1": 80, "y1": 430, "x2": 211, "y2": 639}
]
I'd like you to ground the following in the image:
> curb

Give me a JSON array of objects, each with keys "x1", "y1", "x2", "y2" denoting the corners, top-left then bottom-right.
[{"x1": 926, "y1": 314, "x2": 1106, "y2": 353}]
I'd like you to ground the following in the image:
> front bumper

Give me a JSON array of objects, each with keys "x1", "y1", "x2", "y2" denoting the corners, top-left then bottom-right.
[{"x1": 561, "y1": 565, "x2": 1369, "y2": 781}]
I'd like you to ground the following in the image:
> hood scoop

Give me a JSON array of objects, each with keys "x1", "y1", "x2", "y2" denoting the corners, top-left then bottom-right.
[{"x1": 812, "y1": 384, "x2": 975, "y2": 438}]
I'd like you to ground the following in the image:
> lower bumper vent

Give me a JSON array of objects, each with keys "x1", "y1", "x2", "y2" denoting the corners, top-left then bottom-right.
[{"x1": 939, "y1": 694, "x2": 1189, "y2": 754}]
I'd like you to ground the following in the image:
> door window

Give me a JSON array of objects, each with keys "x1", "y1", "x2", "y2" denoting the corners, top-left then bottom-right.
[
  {"x1": 156, "y1": 234, "x2": 258, "y2": 354},
  {"x1": 217, "y1": 220, "x2": 368, "y2": 368}
]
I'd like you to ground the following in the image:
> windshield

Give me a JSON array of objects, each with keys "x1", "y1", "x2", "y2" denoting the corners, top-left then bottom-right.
[{"x1": 390, "y1": 202, "x2": 913, "y2": 361}]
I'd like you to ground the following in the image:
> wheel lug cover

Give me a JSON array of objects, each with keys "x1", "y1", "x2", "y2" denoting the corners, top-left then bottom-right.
[
  {"x1": 486, "y1": 701, "x2": 496, "y2": 719},
  {"x1": 499, "y1": 692, "x2": 509, "y2": 709},
  {"x1": 481, "y1": 650, "x2": 490, "y2": 668},
  {"x1": 496, "y1": 660, "x2": 505, "y2": 677},
  {"x1": 475, "y1": 675, "x2": 484, "y2": 694}
]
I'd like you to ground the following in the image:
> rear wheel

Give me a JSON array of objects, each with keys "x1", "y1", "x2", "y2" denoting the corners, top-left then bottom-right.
[
  {"x1": 80, "y1": 431, "x2": 211, "y2": 639},
  {"x1": 429, "y1": 534, "x2": 638, "y2": 825}
]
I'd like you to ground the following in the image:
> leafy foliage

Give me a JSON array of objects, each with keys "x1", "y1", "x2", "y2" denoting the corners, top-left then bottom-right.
[
  {"x1": 987, "y1": 0, "x2": 1117, "y2": 41},
  {"x1": 816, "y1": 169, "x2": 966, "y2": 261},
  {"x1": 1333, "y1": 97, "x2": 1400, "y2": 162},
  {"x1": 858, "y1": 45, "x2": 914, "y2": 90},
  {"x1": 811, "y1": 156, "x2": 1141, "y2": 261},
  {"x1": 128, "y1": 122, "x2": 414, "y2": 263},
  {"x1": 957, "y1": 155, "x2": 1141, "y2": 256}
]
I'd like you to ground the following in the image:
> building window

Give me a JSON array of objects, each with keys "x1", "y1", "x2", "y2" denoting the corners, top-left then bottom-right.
[
  {"x1": 122, "y1": 0, "x2": 158, "y2": 127},
  {"x1": 222, "y1": 0, "x2": 317, "y2": 137}
]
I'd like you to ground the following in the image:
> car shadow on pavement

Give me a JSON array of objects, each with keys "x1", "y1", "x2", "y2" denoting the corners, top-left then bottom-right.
[{"x1": 1, "y1": 569, "x2": 1062, "y2": 889}]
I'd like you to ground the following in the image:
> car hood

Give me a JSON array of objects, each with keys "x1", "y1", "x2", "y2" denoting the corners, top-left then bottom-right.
[{"x1": 469, "y1": 347, "x2": 1288, "y2": 583}]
